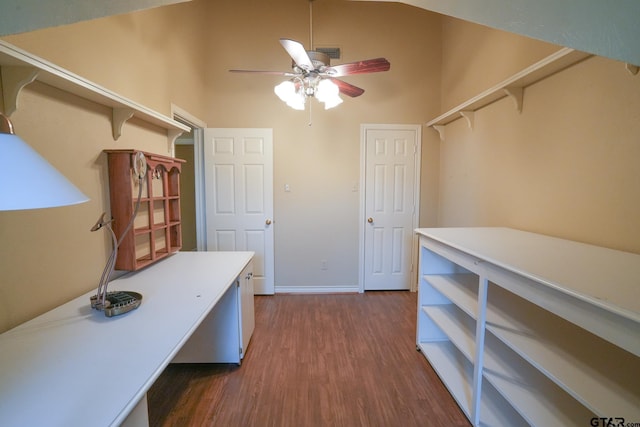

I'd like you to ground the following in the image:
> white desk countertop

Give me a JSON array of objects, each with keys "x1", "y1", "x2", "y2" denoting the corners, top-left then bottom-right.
[{"x1": 0, "y1": 251, "x2": 253, "y2": 427}]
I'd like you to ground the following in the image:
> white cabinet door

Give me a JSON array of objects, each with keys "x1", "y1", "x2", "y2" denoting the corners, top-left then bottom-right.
[{"x1": 204, "y1": 128, "x2": 274, "y2": 295}]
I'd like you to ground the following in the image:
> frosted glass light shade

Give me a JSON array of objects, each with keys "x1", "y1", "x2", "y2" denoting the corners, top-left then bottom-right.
[
  {"x1": 315, "y1": 79, "x2": 338, "y2": 101},
  {"x1": 274, "y1": 80, "x2": 296, "y2": 102},
  {"x1": 0, "y1": 132, "x2": 89, "y2": 211},
  {"x1": 314, "y1": 79, "x2": 343, "y2": 109},
  {"x1": 274, "y1": 80, "x2": 305, "y2": 110}
]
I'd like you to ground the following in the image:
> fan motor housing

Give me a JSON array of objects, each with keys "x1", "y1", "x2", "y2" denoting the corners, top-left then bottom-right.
[{"x1": 293, "y1": 50, "x2": 330, "y2": 70}]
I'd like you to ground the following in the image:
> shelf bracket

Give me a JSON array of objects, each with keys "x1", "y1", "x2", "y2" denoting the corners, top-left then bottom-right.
[
  {"x1": 432, "y1": 125, "x2": 445, "y2": 141},
  {"x1": 112, "y1": 107, "x2": 135, "y2": 140},
  {"x1": 0, "y1": 66, "x2": 39, "y2": 116},
  {"x1": 625, "y1": 63, "x2": 639, "y2": 76},
  {"x1": 504, "y1": 86, "x2": 524, "y2": 113},
  {"x1": 459, "y1": 111, "x2": 475, "y2": 129},
  {"x1": 167, "y1": 128, "x2": 185, "y2": 153}
]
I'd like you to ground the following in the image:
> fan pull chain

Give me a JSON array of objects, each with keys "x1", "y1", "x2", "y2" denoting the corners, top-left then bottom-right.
[
  {"x1": 308, "y1": 99, "x2": 313, "y2": 126},
  {"x1": 309, "y1": 0, "x2": 314, "y2": 49}
]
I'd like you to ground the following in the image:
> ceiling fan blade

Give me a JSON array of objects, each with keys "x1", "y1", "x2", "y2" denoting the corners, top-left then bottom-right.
[
  {"x1": 229, "y1": 69, "x2": 298, "y2": 77},
  {"x1": 327, "y1": 58, "x2": 390, "y2": 77},
  {"x1": 280, "y1": 38, "x2": 314, "y2": 71},
  {"x1": 330, "y1": 78, "x2": 365, "y2": 98}
]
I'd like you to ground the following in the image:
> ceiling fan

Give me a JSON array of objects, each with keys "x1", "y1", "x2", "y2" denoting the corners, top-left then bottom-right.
[
  {"x1": 229, "y1": 0, "x2": 390, "y2": 111},
  {"x1": 230, "y1": 39, "x2": 390, "y2": 110}
]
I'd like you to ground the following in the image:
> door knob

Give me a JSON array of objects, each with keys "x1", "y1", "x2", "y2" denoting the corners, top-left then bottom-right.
[
  {"x1": 265, "y1": 219, "x2": 272, "y2": 225},
  {"x1": 367, "y1": 217, "x2": 373, "y2": 223}
]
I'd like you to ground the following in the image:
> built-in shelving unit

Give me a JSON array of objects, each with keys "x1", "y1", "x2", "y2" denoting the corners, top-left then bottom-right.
[
  {"x1": 0, "y1": 40, "x2": 189, "y2": 144},
  {"x1": 426, "y1": 48, "x2": 592, "y2": 141},
  {"x1": 416, "y1": 227, "x2": 640, "y2": 427}
]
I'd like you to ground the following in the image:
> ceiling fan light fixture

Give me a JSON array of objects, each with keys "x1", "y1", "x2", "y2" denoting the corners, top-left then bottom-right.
[
  {"x1": 275, "y1": 77, "x2": 342, "y2": 111},
  {"x1": 234, "y1": 38, "x2": 389, "y2": 113},
  {"x1": 322, "y1": 94, "x2": 343, "y2": 110},
  {"x1": 274, "y1": 80, "x2": 295, "y2": 102},
  {"x1": 274, "y1": 80, "x2": 306, "y2": 110},
  {"x1": 315, "y1": 79, "x2": 343, "y2": 109},
  {"x1": 288, "y1": 95, "x2": 306, "y2": 111}
]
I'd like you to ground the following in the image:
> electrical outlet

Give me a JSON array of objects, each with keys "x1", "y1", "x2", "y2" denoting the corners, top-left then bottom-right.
[{"x1": 321, "y1": 260, "x2": 328, "y2": 270}]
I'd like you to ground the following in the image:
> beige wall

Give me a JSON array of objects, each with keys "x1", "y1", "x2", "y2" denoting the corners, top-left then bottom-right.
[
  {"x1": 0, "y1": 0, "x2": 441, "y2": 330},
  {"x1": 441, "y1": 17, "x2": 560, "y2": 111},
  {"x1": 0, "y1": 2, "x2": 207, "y2": 332},
  {"x1": 3, "y1": 1, "x2": 208, "y2": 118},
  {"x1": 175, "y1": 143, "x2": 197, "y2": 251},
  {"x1": 200, "y1": 0, "x2": 442, "y2": 288},
  {"x1": 0, "y1": 83, "x2": 172, "y2": 331},
  {"x1": 5, "y1": 0, "x2": 634, "y2": 333},
  {"x1": 437, "y1": 48, "x2": 640, "y2": 253}
]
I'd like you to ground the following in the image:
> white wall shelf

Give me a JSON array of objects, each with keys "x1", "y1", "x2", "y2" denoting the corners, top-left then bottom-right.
[
  {"x1": 426, "y1": 48, "x2": 591, "y2": 140},
  {"x1": 416, "y1": 227, "x2": 640, "y2": 426},
  {"x1": 0, "y1": 40, "x2": 190, "y2": 143}
]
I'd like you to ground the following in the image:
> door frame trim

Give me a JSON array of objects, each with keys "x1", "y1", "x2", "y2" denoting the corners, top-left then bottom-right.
[
  {"x1": 171, "y1": 104, "x2": 208, "y2": 251},
  {"x1": 358, "y1": 124, "x2": 422, "y2": 293}
]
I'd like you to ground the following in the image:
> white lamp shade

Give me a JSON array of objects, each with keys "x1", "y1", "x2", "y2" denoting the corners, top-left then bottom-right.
[{"x1": 0, "y1": 133, "x2": 89, "y2": 210}]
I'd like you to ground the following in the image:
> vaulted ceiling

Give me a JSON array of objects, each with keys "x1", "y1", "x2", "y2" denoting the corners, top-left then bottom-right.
[
  {"x1": 0, "y1": 0, "x2": 190, "y2": 37},
  {"x1": 1, "y1": 0, "x2": 638, "y2": 65},
  {"x1": 359, "y1": 0, "x2": 640, "y2": 65}
]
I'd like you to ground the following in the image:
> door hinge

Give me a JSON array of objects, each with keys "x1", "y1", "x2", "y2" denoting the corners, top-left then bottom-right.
[
  {"x1": 239, "y1": 346, "x2": 243, "y2": 355},
  {"x1": 236, "y1": 279, "x2": 240, "y2": 288}
]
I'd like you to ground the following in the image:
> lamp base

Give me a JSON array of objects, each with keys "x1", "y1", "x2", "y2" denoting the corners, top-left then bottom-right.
[{"x1": 90, "y1": 291, "x2": 142, "y2": 317}]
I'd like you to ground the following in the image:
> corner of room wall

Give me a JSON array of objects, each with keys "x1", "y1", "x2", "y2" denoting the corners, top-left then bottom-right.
[
  {"x1": 439, "y1": 17, "x2": 560, "y2": 112},
  {"x1": 436, "y1": 52, "x2": 640, "y2": 254}
]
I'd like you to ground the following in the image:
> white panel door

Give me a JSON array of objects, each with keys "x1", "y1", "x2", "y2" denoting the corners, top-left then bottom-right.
[
  {"x1": 363, "y1": 126, "x2": 420, "y2": 290},
  {"x1": 204, "y1": 128, "x2": 274, "y2": 295}
]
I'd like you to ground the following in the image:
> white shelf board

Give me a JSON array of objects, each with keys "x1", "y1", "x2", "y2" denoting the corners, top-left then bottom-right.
[
  {"x1": 486, "y1": 285, "x2": 640, "y2": 419},
  {"x1": 422, "y1": 305, "x2": 476, "y2": 362},
  {"x1": 418, "y1": 341, "x2": 473, "y2": 420},
  {"x1": 418, "y1": 276, "x2": 452, "y2": 306},
  {"x1": 419, "y1": 341, "x2": 526, "y2": 427},
  {"x1": 426, "y1": 48, "x2": 592, "y2": 128},
  {"x1": 0, "y1": 40, "x2": 190, "y2": 138},
  {"x1": 423, "y1": 274, "x2": 479, "y2": 319},
  {"x1": 422, "y1": 283, "x2": 571, "y2": 426},
  {"x1": 483, "y1": 333, "x2": 595, "y2": 426}
]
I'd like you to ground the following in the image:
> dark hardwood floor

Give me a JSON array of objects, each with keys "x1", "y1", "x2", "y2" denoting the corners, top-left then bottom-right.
[{"x1": 147, "y1": 291, "x2": 470, "y2": 426}]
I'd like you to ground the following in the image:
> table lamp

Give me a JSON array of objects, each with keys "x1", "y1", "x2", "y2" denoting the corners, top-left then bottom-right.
[
  {"x1": 0, "y1": 113, "x2": 89, "y2": 210},
  {"x1": 1, "y1": 113, "x2": 142, "y2": 318},
  {"x1": 89, "y1": 151, "x2": 147, "y2": 317}
]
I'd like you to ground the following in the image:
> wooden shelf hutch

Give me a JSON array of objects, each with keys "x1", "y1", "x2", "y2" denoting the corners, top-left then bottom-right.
[{"x1": 105, "y1": 149, "x2": 185, "y2": 271}]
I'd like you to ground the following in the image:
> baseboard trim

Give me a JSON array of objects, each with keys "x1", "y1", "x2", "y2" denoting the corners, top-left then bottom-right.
[{"x1": 275, "y1": 285, "x2": 360, "y2": 294}]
